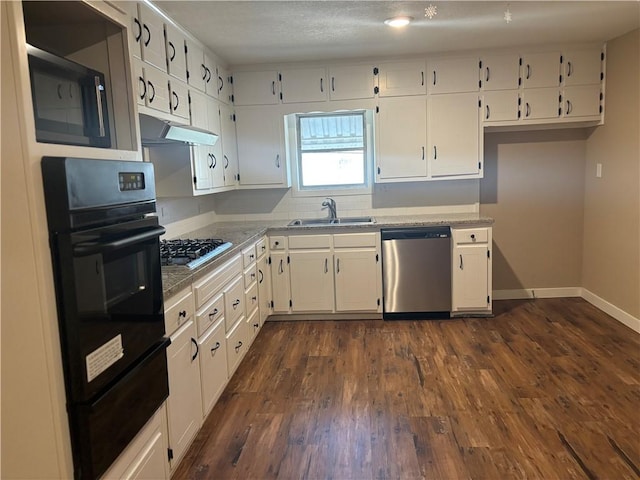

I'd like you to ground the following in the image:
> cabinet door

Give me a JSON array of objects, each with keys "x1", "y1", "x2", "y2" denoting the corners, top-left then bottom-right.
[
  {"x1": 124, "y1": 2, "x2": 142, "y2": 60},
  {"x1": 209, "y1": 142, "x2": 225, "y2": 188},
  {"x1": 563, "y1": 85, "x2": 601, "y2": 118},
  {"x1": 257, "y1": 253, "x2": 272, "y2": 324},
  {"x1": 169, "y1": 80, "x2": 190, "y2": 121},
  {"x1": 521, "y1": 88, "x2": 560, "y2": 120},
  {"x1": 377, "y1": 60, "x2": 426, "y2": 97},
  {"x1": 521, "y1": 52, "x2": 561, "y2": 88},
  {"x1": 198, "y1": 319, "x2": 227, "y2": 417},
  {"x1": 191, "y1": 145, "x2": 213, "y2": 192},
  {"x1": 142, "y1": 65, "x2": 170, "y2": 114},
  {"x1": 482, "y1": 91, "x2": 519, "y2": 122},
  {"x1": 165, "y1": 23, "x2": 187, "y2": 83},
  {"x1": 428, "y1": 57, "x2": 479, "y2": 94},
  {"x1": 334, "y1": 249, "x2": 379, "y2": 312},
  {"x1": 226, "y1": 316, "x2": 248, "y2": 376},
  {"x1": 280, "y1": 67, "x2": 327, "y2": 103},
  {"x1": 204, "y1": 53, "x2": 218, "y2": 98},
  {"x1": 189, "y1": 89, "x2": 208, "y2": 130},
  {"x1": 236, "y1": 105, "x2": 288, "y2": 186},
  {"x1": 329, "y1": 65, "x2": 375, "y2": 100},
  {"x1": 428, "y1": 93, "x2": 480, "y2": 177},
  {"x1": 220, "y1": 104, "x2": 239, "y2": 186},
  {"x1": 376, "y1": 96, "x2": 427, "y2": 180},
  {"x1": 133, "y1": 60, "x2": 145, "y2": 107},
  {"x1": 289, "y1": 250, "x2": 334, "y2": 312},
  {"x1": 185, "y1": 38, "x2": 206, "y2": 93},
  {"x1": 232, "y1": 70, "x2": 280, "y2": 105},
  {"x1": 166, "y1": 320, "x2": 202, "y2": 469},
  {"x1": 217, "y1": 65, "x2": 232, "y2": 104},
  {"x1": 138, "y1": 2, "x2": 166, "y2": 72},
  {"x1": 270, "y1": 252, "x2": 290, "y2": 313},
  {"x1": 480, "y1": 54, "x2": 520, "y2": 91},
  {"x1": 563, "y1": 48, "x2": 602, "y2": 86},
  {"x1": 452, "y1": 244, "x2": 490, "y2": 311}
]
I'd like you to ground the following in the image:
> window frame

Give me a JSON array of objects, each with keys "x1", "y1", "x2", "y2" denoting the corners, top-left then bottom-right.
[{"x1": 286, "y1": 109, "x2": 374, "y2": 198}]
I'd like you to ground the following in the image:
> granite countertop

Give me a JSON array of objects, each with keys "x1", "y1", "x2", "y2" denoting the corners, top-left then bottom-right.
[{"x1": 161, "y1": 214, "x2": 493, "y2": 298}]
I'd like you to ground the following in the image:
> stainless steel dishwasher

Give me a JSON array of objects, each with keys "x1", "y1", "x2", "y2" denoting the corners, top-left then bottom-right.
[{"x1": 381, "y1": 227, "x2": 452, "y2": 319}]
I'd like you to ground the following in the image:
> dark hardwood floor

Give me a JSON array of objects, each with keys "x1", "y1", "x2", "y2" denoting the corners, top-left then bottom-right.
[{"x1": 174, "y1": 298, "x2": 640, "y2": 480}]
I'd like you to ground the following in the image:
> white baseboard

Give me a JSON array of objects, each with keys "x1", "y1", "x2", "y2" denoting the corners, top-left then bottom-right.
[
  {"x1": 493, "y1": 287, "x2": 582, "y2": 300},
  {"x1": 493, "y1": 287, "x2": 640, "y2": 333},
  {"x1": 581, "y1": 289, "x2": 640, "y2": 333}
]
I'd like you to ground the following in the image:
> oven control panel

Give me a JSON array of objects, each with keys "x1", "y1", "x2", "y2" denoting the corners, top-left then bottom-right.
[{"x1": 119, "y1": 172, "x2": 145, "y2": 191}]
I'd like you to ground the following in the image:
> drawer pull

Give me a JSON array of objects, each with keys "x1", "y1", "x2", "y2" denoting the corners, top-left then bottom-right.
[
  {"x1": 253, "y1": 323, "x2": 259, "y2": 329},
  {"x1": 232, "y1": 299, "x2": 240, "y2": 309},
  {"x1": 235, "y1": 341, "x2": 243, "y2": 353},
  {"x1": 191, "y1": 338, "x2": 199, "y2": 361},
  {"x1": 470, "y1": 234, "x2": 476, "y2": 241},
  {"x1": 178, "y1": 310, "x2": 187, "y2": 318},
  {"x1": 251, "y1": 272, "x2": 256, "y2": 279},
  {"x1": 211, "y1": 342, "x2": 221, "y2": 354},
  {"x1": 251, "y1": 296, "x2": 257, "y2": 302},
  {"x1": 208, "y1": 308, "x2": 219, "y2": 320}
]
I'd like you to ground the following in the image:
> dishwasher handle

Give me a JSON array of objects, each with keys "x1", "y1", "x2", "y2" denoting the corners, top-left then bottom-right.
[{"x1": 381, "y1": 226, "x2": 451, "y2": 240}]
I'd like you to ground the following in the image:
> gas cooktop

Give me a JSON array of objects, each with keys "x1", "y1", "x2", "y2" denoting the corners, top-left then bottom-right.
[{"x1": 160, "y1": 238, "x2": 233, "y2": 269}]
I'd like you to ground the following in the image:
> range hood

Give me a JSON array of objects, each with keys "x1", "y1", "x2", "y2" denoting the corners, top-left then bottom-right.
[{"x1": 139, "y1": 114, "x2": 218, "y2": 146}]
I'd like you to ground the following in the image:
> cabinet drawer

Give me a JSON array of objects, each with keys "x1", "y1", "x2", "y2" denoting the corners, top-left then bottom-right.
[
  {"x1": 452, "y1": 227, "x2": 489, "y2": 244},
  {"x1": 242, "y1": 244, "x2": 257, "y2": 268},
  {"x1": 269, "y1": 236, "x2": 286, "y2": 250},
  {"x1": 243, "y1": 264, "x2": 258, "y2": 290},
  {"x1": 245, "y1": 282, "x2": 259, "y2": 315},
  {"x1": 226, "y1": 318, "x2": 248, "y2": 376},
  {"x1": 333, "y1": 232, "x2": 377, "y2": 248},
  {"x1": 198, "y1": 317, "x2": 227, "y2": 416},
  {"x1": 256, "y1": 237, "x2": 268, "y2": 257},
  {"x1": 288, "y1": 234, "x2": 332, "y2": 249},
  {"x1": 164, "y1": 287, "x2": 194, "y2": 336},
  {"x1": 193, "y1": 255, "x2": 242, "y2": 308},
  {"x1": 223, "y1": 277, "x2": 244, "y2": 331},
  {"x1": 195, "y1": 293, "x2": 224, "y2": 338}
]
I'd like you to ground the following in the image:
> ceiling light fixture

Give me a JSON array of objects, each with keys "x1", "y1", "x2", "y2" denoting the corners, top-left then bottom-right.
[
  {"x1": 424, "y1": 4, "x2": 438, "y2": 19},
  {"x1": 384, "y1": 16, "x2": 413, "y2": 28}
]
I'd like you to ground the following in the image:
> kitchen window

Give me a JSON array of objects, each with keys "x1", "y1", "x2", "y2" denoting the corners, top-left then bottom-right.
[{"x1": 286, "y1": 110, "x2": 374, "y2": 196}]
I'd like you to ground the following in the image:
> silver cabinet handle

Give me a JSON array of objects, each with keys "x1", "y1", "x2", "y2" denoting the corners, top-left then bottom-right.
[{"x1": 94, "y1": 76, "x2": 106, "y2": 137}]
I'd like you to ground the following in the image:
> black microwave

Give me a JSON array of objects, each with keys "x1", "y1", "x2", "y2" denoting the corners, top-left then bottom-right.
[{"x1": 27, "y1": 44, "x2": 111, "y2": 148}]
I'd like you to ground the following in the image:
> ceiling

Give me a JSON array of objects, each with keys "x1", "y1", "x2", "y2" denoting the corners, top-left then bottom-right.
[{"x1": 155, "y1": 1, "x2": 640, "y2": 66}]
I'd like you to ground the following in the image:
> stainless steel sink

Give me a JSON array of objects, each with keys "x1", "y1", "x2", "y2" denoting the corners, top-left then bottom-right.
[{"x1": 287, "y1": 216, "x2": 376, "y2": 226}]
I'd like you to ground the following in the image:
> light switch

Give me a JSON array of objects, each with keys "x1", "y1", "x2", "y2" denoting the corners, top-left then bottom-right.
[{"x1": 596, "y1": 163, "x2": 602, "y2": 178}]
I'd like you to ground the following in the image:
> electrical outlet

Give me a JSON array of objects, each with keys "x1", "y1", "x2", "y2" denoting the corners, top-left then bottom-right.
[{"x1": 596, "y1": 163, "x2": 602, "y2": 178}]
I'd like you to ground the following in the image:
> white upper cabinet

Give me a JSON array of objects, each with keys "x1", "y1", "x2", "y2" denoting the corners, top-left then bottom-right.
[
  {"x1": 139, "y1": 63, "x2": 170, "y2": 114},
  {"x1": 427, "y1": 57, "x2": 479, "y2": 94},
  {"x1": 235, "y1": 105, "x2": 289, "y2": 187},
  {"x1": 328, "y1": 65, "x2": 376, "y2": 100},
  {"x1": 137, "y1": 2, "x2": 167, "y2": 73},
  {"x1": 520, "y1": 51, "x2": 561, "y2": 88},
  {"x1": 164, "y1": 23, "x2": 187, "y2": 83},
  {"x1": 220, "y1": 104, "x2": 239, "y2": 187},
  {"x1": 481, "y1": 91, "x2": 520, "y2": 122},
  {"x1": 168, "y1": 80, "x2": 189, "y2": 120},
  {"x1": 185, "y1": 39, "x2": 217, "y2": 97},
  {"x1": 280, "y1": 67, "x2": 327, "y2": 103},
  {"x1": 521, "y1": 88, "x2": 560, "y2": 120},
  {"x1": 189, "y1": 89, "x2": 208, "y2": 130},
  {"x1": 232, "y1": 70, "x2": 280, "y2": 106},
  {"x1": 376, "y1": 96, "x2": 427, "y2": 180},
  {"x1": 479, "y1": 54, "x2": 520, "y2": 91},
  {"x1": 562, "y1": 48, "x2": 603, "y2": 86},
  {"x1": 376, "y1": 60, "x2": 426, "y2": 97},
  {"x1": 428, "y1": 93, "x2": 480, "y2": 177},
  {"x1": 217, "y1": 65, "x2": 232, "y2": 104},
  {"x1": 562, "y1": 85, "x2": 602, "y2": 118}
]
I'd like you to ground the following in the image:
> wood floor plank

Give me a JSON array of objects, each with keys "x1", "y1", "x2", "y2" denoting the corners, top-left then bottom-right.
[{"x1": 172, "y1": 298, "x2": 640, "y2": 480}]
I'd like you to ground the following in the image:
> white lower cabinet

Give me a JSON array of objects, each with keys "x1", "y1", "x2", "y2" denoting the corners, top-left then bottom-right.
[
  {"x1": 334, "y1": 248, "x2": 380, "y2": 312},
  {"x1": 290, "y1": 249, "x2": 334, "y2": 312},
  {"x1": 270, "y1": 250, "x2": 291, "y2": 313},
  {"x1": 256, "y1": 237, "x2": 272, "y2": 324},
  {"x1": 198, "y1": 318, "x2": 227, "y2": 417},
  {"x1": 101, "y1": 404, "x2": 169, "y2": 480},
  {"x1": 451, "y1": 227, "x2": 492, "y2": 315},
  {"x1": 166, "y1": 318, "x2": 202, "y2": 470}
]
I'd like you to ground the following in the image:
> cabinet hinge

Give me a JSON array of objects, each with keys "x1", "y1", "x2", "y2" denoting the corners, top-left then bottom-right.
[
  {"x1": 377, "y1": 166, "x2": 381, "y2": 175},
  {"x1": 519, "y1": 57, "x2": 522, "y2": 66},
  {"x1": 479, "y1": 60, "x2": 482, "y2": 69},
  {"x1": 168, "y1": 448, "x2": 174, "y2": 461},
  {"x1": 270, "y1": 300, "x2": 274, "y2": 308},
  {"x1": 599, "y1": 105, "x2": 603, "y2": 114},
  {"x1": 230, "y1": 94, "x2": 235, "y2": 104},
  {"x1": 600, "y1": 72, "x2": 604, "y2": 81},
  {"x1": 373, "y1": 67, "x2": 379, "y2": 75},
  {"x1": 237, "y1": 173, "x2": 240, "y2": 181},
  {"x1": 376, "y1": 253, "x2": 379, "y2": 262},
  {"x1": 278, "y1": 73, "x2": 282, "y2": 82},
  {"x1": 289, "y1": 299, "x2": 292, "y2": 308},
  {"x1": 487, "y1": 249, "x2": 490, "y2": 259},
  {"x1": 279, "y1": 92, "x2": 283, "y2": 101},
  {"x1": 193, "y1": 176, "x2": 197, "y2": 185},
  {"x1": 374, "y1": 86, "x2": 379, "y2": 95},
  {"x1": 518, "y1": 77, "x2": 522, "y2": 87},
  {"x1": 232, "y1": 113, "x2": 236, "y2": 122},
  {"x1": 478, "y1": 162, "x2": 481, "y2": 170},
  {"x1": 601, "y1": 52, "x2": 605, "y2": 61},
  {"x1": 560, "y1": 55, "x2": 563, "y2": 64},
  {"x1": 487, "y1": 295, "x2": 491, "y2": 304},
  {"x1": 229, "y1": 75, "x2": 233, "y2": 84},
  {"x1": 287, "y1": 255, "x2": 290, "y2": 264},
  {"x1": 478, "y1": 99, "x2": 481, "y2": 108},
  {"x1": 186, "y1": 70, "x2": 190, "y2": 81},
  {"x1": 478, "y1": 80, "x2": 482, "y2": 89},
  {"x1": 377, "y1": 298, "x2": 380, "y2": 306},
  {"x1": 559, "y1": 75, "x2": 562, "y2": 84},
  {"x1": 268, "y1": 256, "x2": 272, "y2": 265},
  {"x1": 375, "y1": 106, "x2": 379, "y2": 113}
]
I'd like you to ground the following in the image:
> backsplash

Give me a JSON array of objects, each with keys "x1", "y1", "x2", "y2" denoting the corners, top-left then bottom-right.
[{"x1": 158, "y1": 179, "x2": 479, "y2": 238}]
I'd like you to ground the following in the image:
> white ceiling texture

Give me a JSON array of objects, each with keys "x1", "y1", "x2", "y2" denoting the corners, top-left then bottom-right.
[{"x1": 156, "y1": 1, "x2": 640, "y2": 66}]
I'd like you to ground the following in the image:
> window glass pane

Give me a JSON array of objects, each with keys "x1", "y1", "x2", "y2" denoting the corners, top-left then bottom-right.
[{"x1": 297, "y1": 112, "x2": 366, "y2": 189}]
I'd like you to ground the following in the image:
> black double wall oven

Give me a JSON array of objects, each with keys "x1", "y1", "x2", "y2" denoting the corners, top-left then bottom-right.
[{"x1": 42, "y1": 157, "x2": 169, "y2": 480}]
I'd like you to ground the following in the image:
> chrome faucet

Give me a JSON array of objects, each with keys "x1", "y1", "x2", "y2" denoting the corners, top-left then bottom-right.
[{"x1": 321, "y1": 197, "x2": 337, "y2": 220}]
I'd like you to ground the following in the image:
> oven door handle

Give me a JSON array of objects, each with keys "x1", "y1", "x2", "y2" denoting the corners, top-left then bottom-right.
[{"x1": 73, "y1": 226, "x2": 166, "y2": 256}]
